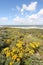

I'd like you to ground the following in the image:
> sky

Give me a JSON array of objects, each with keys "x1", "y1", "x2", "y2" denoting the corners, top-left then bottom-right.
[{"x1": 0, "y1": 0, "x2": 43, "y2": 25}]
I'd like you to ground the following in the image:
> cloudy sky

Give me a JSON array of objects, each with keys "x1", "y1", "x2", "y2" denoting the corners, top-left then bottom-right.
[{"x1": 0, "y1": 0, "x2": 43, "y2": 25}]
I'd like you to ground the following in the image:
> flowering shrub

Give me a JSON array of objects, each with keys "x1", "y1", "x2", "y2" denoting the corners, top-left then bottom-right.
[{"x1": 0, "y1": 28, "x2": 43, "y2": 65}]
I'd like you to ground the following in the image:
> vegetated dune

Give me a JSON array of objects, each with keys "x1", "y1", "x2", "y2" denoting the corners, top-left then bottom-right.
[{"x1": 0, "y1": 27, "x2": 43, "y2": 65}]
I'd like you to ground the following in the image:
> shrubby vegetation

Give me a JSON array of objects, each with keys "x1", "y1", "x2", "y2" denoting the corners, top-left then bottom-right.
[{"x1": 0, "y1": 27, "x2": 43, "y2": 65}]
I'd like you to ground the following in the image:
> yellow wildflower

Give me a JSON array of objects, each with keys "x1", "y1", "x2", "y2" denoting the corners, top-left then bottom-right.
[
  {"x1": 16, "y1": 43, "x2": 22, "y2": 48},
  {"x1": 6, "y1": 52, "x2": 10, "y2": 57},
  {"x1": 30, "y1": 43, "x2": 35, "y2": 48},
  {"x1": 18, "y1": 51, "x2": 23, "y2": 58},
  {"x1": 17, "y1": 58, "x2": 20, "y2": 61},
  {"x1": 11, "y1": 52, "x2": 14, "y2": 56},
  {"x1": 12, "y1": 54, "x2": 17, "y2": 60},
  {"x1": 3, "y1": 47, "x2": 9, "y2": 51},
  {"x1": 29, "y1": 50, "x2": 34, "y2": 55},
  {"x1": 12, "y1": 47, "x2": 17, "y2": 52},
  {"x1": 33, "y1": 42, "x2": 40, "y2": 47},
  {"x1": 9, "y1": 61, "x2": 13, "y2": 65}
]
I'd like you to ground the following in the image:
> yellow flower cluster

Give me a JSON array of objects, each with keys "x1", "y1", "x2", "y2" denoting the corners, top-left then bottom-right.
[
  {"x1": 9, "y1": 61, "x2": 13, "y2": 65},
  {"x1": 2, "y1": 40, "x2": 40, "y2": 65},
  {"x1": 3, "y1": 47, "x2": 9, "y2": 51},
  {"x1": 12, "y1": 47, "x2": 17, "y2": 53},
  {"x1": 18, "y1": 51, "x2": 23, "y2": 58},
  {"x1": 12, "y1": 54, "x2": 17, "y2": 60},
  {"x1": 29, "y1": 49, "x2": 34, "y2": 55},
  {"x1": 16, "y1": 40, "x2": 23, "y2": 48},
  {"x1": 30, "y1": 42, "x2": 40, "y2": 48}
]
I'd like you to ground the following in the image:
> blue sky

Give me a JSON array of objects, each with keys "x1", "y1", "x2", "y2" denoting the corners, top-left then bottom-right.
[{"x1": 0, "y1": 0, "x2": 43, "y2": 25}]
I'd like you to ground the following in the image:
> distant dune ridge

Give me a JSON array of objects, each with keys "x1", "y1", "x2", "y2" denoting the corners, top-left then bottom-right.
[{"x1": 0, "y1": 25, "x2": 43, "y2": 29}]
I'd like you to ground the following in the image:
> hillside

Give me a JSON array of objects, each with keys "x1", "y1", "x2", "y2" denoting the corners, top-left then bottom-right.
[{"x1": 0, "y1": 27, "x2": 43, "y2": 65}]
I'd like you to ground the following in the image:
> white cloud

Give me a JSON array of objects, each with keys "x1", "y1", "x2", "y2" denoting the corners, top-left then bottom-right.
[
  {"x1": 16, "y1": 6, "x2": 20, "y2": 11},
  {"x1": 13, "y1": 8, "x2": 43, "y2": 25},
  {"x1": 13, "y1": 16, "x2": 25, "y2": 24},
  {"x1": 21, "y1": 1, "x2": 37, "y2": 12},
  {"x1": 29, "y1": 14, "x2": 38, "y2": 19},
  {"x1": 38, "y1": 9, "x2": 43, "y2": 16},
  {"x1": 13, "y1": 16, "x2": 34, "y2": 25},
  {"x1": 0, "y1": 17, "x2": 8, "y2": 22}
]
